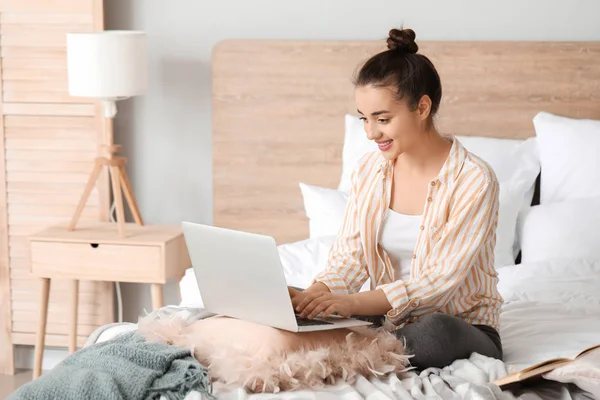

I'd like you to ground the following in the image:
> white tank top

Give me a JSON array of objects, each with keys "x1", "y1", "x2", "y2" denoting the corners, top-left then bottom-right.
[{"x1": 379, "y1": 209, "x2": 423, "y2": 281}]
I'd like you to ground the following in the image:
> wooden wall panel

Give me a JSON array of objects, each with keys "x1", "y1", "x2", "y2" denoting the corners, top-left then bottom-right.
[
  {"x1": 0, "y1": 22, "x2": 13, "y2": 374},
  {"x1": 0, "y1": 0, "x2": 108, "y2": 374},
  {"x1": 0, "y1": 0, "x2": 94, "y2": 14},
  {"x1": 3, "y1": 103, "x2": 96, "y2": 116},
  {"x1": 0, "y1": 12, "x2": 93, "y2": 25}
]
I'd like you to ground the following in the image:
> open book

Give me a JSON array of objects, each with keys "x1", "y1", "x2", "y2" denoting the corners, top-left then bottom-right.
[{"x1": 494, "y1": 344, "x2": 600, "y2": 387}]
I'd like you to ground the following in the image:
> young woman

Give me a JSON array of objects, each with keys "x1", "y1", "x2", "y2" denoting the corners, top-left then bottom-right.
[{"x1": 291, "y1": 28, "x2": 504, "y2": 371}]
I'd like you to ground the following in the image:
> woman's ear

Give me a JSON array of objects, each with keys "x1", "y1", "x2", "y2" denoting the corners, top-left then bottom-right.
[{"x1": 417, "y1": 95, "x2": 432, "y2": 121}]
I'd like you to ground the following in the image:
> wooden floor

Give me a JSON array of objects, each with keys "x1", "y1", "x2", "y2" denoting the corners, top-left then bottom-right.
[{"x1": 0, "y1": 370, "x2": 33, "y2": 398}]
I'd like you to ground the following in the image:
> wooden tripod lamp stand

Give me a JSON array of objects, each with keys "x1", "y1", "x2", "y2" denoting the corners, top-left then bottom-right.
[{"x1": 66, "y1": 31, "x2": 148, "y2": 237}]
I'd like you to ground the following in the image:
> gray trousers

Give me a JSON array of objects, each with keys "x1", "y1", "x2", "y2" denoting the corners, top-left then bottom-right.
[{"x1": 362, "y1": 312, "x2": 503, "y2": 371}]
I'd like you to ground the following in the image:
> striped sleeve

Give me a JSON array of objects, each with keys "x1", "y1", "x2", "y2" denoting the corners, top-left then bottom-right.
[
  {"x1": 313, "y1": 167, "x2": 369, "y2": 295},
  {"x1": 377, "y1": 176, "x2": 499, "y2": 323}
]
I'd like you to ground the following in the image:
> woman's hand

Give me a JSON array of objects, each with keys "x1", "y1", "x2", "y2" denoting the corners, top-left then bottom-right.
[
  {"x1": 289, "y1": 282, "x2": 329, "y2": 307},
  {"x1": 294, "y1": 291, "x2": 357, "y2": 320},
  {"x1": 288, "y1": 287, "x2": 301, "y2": 300}
]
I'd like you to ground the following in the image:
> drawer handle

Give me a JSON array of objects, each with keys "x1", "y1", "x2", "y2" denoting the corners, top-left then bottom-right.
[{"x1": 90, "y1": 243, "x2": 99, "y2": 248}]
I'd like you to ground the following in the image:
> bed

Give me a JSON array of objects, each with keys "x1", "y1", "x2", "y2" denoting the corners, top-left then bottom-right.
[{"x1": 88, "y1": 39, "x2": 600, "y2": 399}]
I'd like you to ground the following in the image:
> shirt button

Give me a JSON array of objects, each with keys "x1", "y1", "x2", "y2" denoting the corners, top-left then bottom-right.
[
  {"x1": 427, "y1": 197, "x2": 433, "y2": 202},
  {"x1": 430, "y1": 181, "x2": 436, "y2": 186},
  {"x1": 412, "y1": 253, "x2": 416, "y2": 259},
  {"x1": 420, "y1": 225, "x2": 424, "y2": 230}
]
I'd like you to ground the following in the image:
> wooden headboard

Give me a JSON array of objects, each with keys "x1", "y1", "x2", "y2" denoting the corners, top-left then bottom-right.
[{"x1": 212, "y1": 40, "x2": 600, "y2": 245}]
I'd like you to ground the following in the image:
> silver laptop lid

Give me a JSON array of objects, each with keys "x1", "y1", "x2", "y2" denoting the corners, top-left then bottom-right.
[{"x1": 181, "y1": 221, "x2": 298, "y2": 331}]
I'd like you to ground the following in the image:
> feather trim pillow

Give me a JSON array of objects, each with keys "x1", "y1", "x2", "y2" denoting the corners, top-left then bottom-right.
[{"x1": 138, "y1": 314, "x2": 411, "y2": 394}]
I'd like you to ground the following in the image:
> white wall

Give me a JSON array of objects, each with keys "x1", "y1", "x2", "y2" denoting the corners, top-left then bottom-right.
[{"x1": 102, "y1": 0, "x2": 600, "y2": 322}]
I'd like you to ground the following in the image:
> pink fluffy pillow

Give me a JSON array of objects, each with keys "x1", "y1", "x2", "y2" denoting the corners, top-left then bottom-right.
[{"x1": 139, "y1": 315, "x2": 411, "y2": 393}]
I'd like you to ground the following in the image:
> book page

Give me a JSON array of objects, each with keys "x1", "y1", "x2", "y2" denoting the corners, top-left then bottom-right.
[
  {"x1": 496, "y1": 344, "x2": 600, "y2": 387},
  {"x1": 522, "y1": 359, "x2": 572, "y2": 378},
  {"x1": 520, "y1": 357, "x2": 571, "y2": 373},
  {"x1": 575, "y1": 343, "x2": 600, "y2": 358},
  {"x1": 495, "y1": 359, "x2": 572, "y2": 387}
]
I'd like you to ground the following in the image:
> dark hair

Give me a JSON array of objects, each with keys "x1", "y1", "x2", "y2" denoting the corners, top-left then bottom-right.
[{"x1": 354, "y1": 28, "x2": 442, "y2": 125}]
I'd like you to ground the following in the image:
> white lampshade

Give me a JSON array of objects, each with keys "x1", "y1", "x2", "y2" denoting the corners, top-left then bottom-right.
[{"x1": 66, "y1": 30, "x2": 147, "y2": 99}]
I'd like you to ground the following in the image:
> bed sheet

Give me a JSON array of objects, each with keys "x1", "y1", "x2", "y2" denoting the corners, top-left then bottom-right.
[
  {"x1": 497, "y1": 258, "x2": 600, "y2": 372},
  {"x1": 86, "y1": 308, "x2": 592, "y2": 400},
  {"x1": 86, "y1": 257, "x2": 600, "y2": 399}
]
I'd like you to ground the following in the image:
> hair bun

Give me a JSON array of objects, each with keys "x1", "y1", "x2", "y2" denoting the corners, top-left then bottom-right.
[{"x1": 387, "y1": 28, "x2": 418, "y2": 54}]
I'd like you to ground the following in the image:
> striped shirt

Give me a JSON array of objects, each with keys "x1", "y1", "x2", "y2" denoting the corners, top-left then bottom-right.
[{"x1": 314, "y1": 137, "x2": 503, "y2": 329}]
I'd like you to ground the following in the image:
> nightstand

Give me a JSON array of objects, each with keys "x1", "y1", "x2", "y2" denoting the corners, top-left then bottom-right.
[{"x1": 28, "y1": 222, "x2": 191, "y2": 378}]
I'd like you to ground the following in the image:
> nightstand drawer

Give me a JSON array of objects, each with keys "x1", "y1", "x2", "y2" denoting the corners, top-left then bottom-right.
[{"x1": 30, "y1": 241, "x2": 163, "y2": 283}]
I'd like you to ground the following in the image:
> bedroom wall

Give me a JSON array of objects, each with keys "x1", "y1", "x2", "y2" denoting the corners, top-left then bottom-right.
[{"x1": 102, "y1": 0, "x2": 600, "y2": 323}]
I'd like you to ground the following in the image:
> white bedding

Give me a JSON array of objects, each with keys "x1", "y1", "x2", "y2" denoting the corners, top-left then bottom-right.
[
  {"x1": 497, "y1": 258, "x2": 600, "y2": 371},
  {"x1": 88, "y1": 257, "x2": 600, "y2": 399}
]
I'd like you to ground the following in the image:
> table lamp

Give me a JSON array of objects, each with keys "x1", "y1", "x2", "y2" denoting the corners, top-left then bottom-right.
[{"x1": 66, "y1": 30, "x2": 147, "y2": 236}]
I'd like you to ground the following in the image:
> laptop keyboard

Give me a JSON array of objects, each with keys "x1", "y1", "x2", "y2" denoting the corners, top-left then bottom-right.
[{"x1": 295, "y1": 314, "x2": 333, "y2": 326}]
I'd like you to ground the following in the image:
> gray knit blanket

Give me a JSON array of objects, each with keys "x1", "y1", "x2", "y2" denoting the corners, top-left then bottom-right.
[{"x1": 8, "y1": 331, "x2": 213, "y2": 400}]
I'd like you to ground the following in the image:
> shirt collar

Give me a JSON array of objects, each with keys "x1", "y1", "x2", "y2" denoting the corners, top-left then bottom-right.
[{"x1": 436, "y1": 136, "x2": 467, "y2": 185}]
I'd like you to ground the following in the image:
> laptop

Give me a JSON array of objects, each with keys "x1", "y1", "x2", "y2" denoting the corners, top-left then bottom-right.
[{"x1": 181, "y1": 221, "x2": 372, "y2": 332}]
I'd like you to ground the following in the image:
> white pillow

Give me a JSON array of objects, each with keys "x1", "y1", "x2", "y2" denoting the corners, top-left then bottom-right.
[
  {"x1": 461, "y1": 136, "x2": 540, "y2": 225},
  {"x1": 300, "y1": 180, "x2": 528, "y2": 269},
  {"x1": 496, "y1": 178, "x2": 531, "y2": 267},
  {"x1": 279, "y1": 235, "x2": 371, "y2": 291},
  {"x1": 532, "y1": 111, "x2": 600, "y2": 204},
  {"x1": 278, "y1": 235, "x2": 337, "y2": 289},
  {"x1": 338, "y1": 114, "x2": 378, "y2": 193},
  {"x1": 456, "y1": 136, "x2": 531, "y2": 182},
  {"x1": 299, "y1": 183, "x2": 348, "y2": 238},
  {"x1": 518, "y1": 197, "x2": 600, "y2": 263},
  {"x1": 179, "y1": 267, "x2": 204, "y2": 308}
]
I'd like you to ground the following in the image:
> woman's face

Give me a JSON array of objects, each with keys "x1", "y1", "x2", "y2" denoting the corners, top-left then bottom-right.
[{"x1": 355, "y1": 84, "x2": 429, "y2": 160}]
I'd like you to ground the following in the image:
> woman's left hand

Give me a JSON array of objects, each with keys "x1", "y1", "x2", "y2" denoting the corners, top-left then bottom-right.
[{"x1": 294, "y1": 292, "x2": 357, "y2": 319}]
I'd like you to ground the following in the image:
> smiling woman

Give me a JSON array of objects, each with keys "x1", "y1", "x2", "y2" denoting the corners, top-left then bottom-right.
[
  {"x1": 295, "y1": 27, "x2": 504, "y2": 372},
  {"x1": 354, "y1": 28, "x2": 444, "y2": 162}
]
